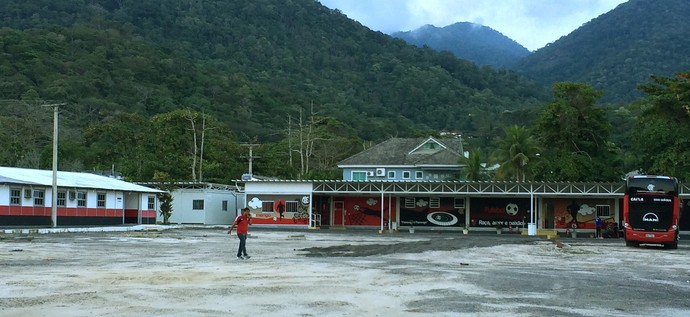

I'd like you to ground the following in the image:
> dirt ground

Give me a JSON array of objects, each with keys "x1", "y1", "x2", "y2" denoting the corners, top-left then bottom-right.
[{"x1": 1, "y1": 227, "x2": 689, "y2": 317}]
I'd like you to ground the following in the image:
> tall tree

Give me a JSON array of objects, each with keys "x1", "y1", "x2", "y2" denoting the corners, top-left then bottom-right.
[
  {"x1": 629, "y1": 72, "x2": 690, "y2": 180},
  {"x1": 532, "y1": 82, "x2": 622, "y2": 181}
]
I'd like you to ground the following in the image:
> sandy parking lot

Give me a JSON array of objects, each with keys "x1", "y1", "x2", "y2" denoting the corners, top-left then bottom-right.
[{"x1": 1, "y1": 227, "x2": 689, "y2": 317}]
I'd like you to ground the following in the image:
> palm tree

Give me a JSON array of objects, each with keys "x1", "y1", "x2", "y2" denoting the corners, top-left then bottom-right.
[
  {"x1": 460, "y1": 148, "x2": 485, "y2": 181},
  {"x1": 491, "y1": 125, "x2": 540, "y2": 182}
]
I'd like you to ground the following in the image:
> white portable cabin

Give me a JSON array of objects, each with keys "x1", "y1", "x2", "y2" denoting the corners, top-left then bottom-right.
[{"x1": 167, "y1": 182, "x2": 244, "y2": 225}]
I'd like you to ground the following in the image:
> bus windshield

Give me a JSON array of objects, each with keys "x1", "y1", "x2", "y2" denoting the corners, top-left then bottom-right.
[{"x1": 626, "y1": 176, "x2": 678, "y2": 196}]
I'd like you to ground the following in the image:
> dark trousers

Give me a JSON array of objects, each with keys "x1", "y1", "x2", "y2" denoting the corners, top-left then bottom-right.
[{"x1": 237, "y1": 233, "x2": 248, "y2": 257}]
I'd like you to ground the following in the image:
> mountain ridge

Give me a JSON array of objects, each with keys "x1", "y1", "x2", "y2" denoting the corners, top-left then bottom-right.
[{"x1": 391, "y1": 22, "x2": 531, "y2": 68}]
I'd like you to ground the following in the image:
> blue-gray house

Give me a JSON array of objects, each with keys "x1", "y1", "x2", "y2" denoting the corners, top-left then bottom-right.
[{"x1": 337, "y1": 136, "x2": 465, "y2": 181}]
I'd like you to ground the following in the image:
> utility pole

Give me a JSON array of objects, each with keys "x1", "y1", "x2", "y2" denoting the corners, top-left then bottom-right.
[
  {"x1": 240, "y1": 142, "x2": 261, "y2": 178},
  {"x1": 44, "y1": 103, "x2": 66, "y2": 228}
]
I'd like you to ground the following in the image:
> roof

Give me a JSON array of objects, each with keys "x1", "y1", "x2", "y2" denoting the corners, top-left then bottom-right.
[
  {"x1": 338, "y1": 137, "x2": 464, "y2": 166},
  {"x1": 0, "y1": 166, "x2": 163, "y2": 193}
]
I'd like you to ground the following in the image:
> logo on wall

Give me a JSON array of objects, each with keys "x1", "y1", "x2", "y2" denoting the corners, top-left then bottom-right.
[
  {"x1": 505, "y1": 203, "x2": 519, "y2": 216},
  {"x1": 301, "y1": 196, "x2": 310, "y2": 204},
  {"x1": 427, "y1": 212, "x2": 458, "y2": 226}
]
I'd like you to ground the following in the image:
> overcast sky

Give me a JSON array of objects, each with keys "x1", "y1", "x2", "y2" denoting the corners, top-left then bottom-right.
[{"x1": 318, "y1": 0, "x2": 628, "y2": 51}]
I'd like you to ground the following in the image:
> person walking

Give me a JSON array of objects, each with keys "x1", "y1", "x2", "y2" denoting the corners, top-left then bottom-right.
[{"x1": 228, "y1": 207, "x2": 252, "y2": 259}]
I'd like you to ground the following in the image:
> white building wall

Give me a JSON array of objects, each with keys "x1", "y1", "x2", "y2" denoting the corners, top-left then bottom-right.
[
  {"x1": 204, "y1": 190, "x2": 243, "y2": 225},
  {"x1": 245, "y1": 182, "x2": 312, "y2": 195},
  {"x1": 170, "y1": 190, "x2": 205, "y2": 224},
  {"x1": 0, "y1": 185, "x2": 8, "y2": 205}
]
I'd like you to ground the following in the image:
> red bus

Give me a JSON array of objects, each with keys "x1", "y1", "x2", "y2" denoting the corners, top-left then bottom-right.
[{"x1": 623, "y1": 175, "x2": 680, "y2": 249}]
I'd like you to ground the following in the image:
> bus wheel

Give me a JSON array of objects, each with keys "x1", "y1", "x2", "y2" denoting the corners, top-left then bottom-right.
[
  {"x1": 665, "y1": 242, "x2": 678, "y2": 249},
  {"x1": 625, "y1": 240, "x2": 638, "y2": 247}
]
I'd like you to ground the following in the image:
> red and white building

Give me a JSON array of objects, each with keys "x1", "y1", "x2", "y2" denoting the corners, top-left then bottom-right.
[{"x1": 0, "y1": 166, "x2": 163, "y2": 226}]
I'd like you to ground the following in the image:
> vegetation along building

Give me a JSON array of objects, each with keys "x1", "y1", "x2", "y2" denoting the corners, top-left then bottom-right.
[{"x1": 0, "y1": 166, "x2": 162, "y2": 226}]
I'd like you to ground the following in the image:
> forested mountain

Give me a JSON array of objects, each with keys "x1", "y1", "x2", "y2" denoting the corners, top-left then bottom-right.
[
  {"x1": 0, "y1": 0, "x2": 546, "y2": 141},
  {"x1": 0, "y1": 0, "x2": 548, "y2": 181},
  {"x1": 515, "y1": 0, "x2": 690, "y2": 102},
  {"x1": 391, "y1": 23, "x2": 531, "y2": 68}
]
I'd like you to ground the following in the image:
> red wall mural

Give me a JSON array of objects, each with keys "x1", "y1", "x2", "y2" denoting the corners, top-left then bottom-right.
[
  {"x1": 469, "y1": 197, "x2": 529, "y2": 228},
  {"x1": 550, "y1": 198, "x2": 614, "y2": 229},
  {"x1": 333, "y1": 196, "x2": 396, "y2": 226},
  {"x1": 246, "y1": 195, "x2": 311, "y2": 225},
  {"x1": 399, "y1": 197, "x2": 464, "y2": 227}
]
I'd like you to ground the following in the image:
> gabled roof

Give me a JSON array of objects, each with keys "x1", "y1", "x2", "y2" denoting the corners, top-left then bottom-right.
[
  {"x1": 338, "y1": 137, "x2": 464, "y2": 166},
  {"x1": 0, "y1": 166, "x2": 163, "y2": 193}
]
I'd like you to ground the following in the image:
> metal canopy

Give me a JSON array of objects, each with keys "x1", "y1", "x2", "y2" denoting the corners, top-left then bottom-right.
[{"x1": 268, "y1": 180, "x2": 690, "y2": 197}]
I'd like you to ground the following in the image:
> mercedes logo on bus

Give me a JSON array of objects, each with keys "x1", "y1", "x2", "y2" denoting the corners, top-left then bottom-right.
[{"x1": 642, "y1": 212, "x2": 660, "y2": 222}]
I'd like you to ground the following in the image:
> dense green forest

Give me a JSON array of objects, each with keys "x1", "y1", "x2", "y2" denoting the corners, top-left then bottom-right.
[
  {"x1": 516, "y1": 0, "x2": 690, "y2": 103},
  {"x1": 0, "y1": 0, "x2": 689, "y2": 182}
]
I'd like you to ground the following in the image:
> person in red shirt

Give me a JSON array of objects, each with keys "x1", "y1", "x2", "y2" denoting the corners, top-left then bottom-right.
[{"x1": 228, "y1": 207, "x2": 252, "y2": 259}]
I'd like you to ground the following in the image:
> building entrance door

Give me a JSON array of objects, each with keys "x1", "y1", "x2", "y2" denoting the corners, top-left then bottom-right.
[{"x1": 333, "y1": 201, "x2": 344, "y2": 226}]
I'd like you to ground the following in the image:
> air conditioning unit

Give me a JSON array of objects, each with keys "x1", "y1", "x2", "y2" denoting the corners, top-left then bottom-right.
[
  {"x1": 375, "y1": 168, "x2": 386, "y2": 176},
  {"x1": 24, "y1": 189, "x2": 32, "y2": 198},
  {"x1": 366, "y1": 171, "x2": 375, "y2": 177}
]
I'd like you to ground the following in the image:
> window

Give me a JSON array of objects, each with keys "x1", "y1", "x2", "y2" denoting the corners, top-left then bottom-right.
[
  {"x1": 415, "y1": 171, "x2": 423, "y2": 179},
  {"x1": 429, "y1": 197, "x2": 440, "y2": 208},
  {"x1": 148, "y1": 196, "x2": 155, "y2": 210},
  {"x1": 33, "y1": 190, "x2": 45, "y2": 206},
  {"x1": 261, "y1": 201, "x2": 274, "y2": 212},
  {"x1": 286, "y1": 201, "x2": 299, "y2": 212},
  {"x1": 404, "y1": 197, "x2": 416, "y2": 208},
  {"x1": 57, "y1": 191, "x2": 66, "y2": 207},
  {"x1": 402, "y1": 171, "x2": 411, "y2": 179},
  {"x1": 77, "y1": 192, "x2": 87, "y2": 207},
  {"x1": 352, "y1": 171, "x2": 367, "y2": 181},
  {"x1": 387, "y1": 171, "x2": 395, "y2": 179},
  {"x1": 10, "y1": 188, "x2": 21, "y2": 205},
  {"x1": 222, "y1": 200, "x2": 228, "y2": 211},
  {"x1": 423, "y1": 142, "x2": 438, "y2": 150},
  {"x1": 454, "y1": 198, "x2": 465, "y2": 208},
  {"x1": 596, "y1": 205, "x2": 610, "y2": 217},
  {"x1": 97, "y1": 192, "x2": 106, "y2": 208},
  {"x1": 192, "y1": 200, "x2": 205, "y2": 210}
]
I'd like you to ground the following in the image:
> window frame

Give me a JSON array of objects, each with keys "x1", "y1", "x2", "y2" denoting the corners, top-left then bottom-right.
[
  {"x1": 147, "y1": 196, "x2": 155, "y2": 210},
  {"x1": 77, "y1": 191, "x2": 87, "y2": 207},
  {"x1": 192, "y1": 199, "x2": 205, "y2": 210},
  {"x1": 97, "y1": 192, "x2": 106, "y2": 208},
  {"x1": 261, "y1": 201, "x2": 275, "y2": 213},
  {"x1": 33, "y1": 189, "x2": 45, "y2": 206},
  {"x1": 596, "y1": 205, "x2": 611, "y2": 217},
  {"x1": 351, "y1": 171, "x2": 367, "y2": 181},
  {"x1": 10, "y1": 188, "x2": 21, "y2": 206},
  {"x1": 57, "y1": 191, "x2": 67, "y2": 207}
]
